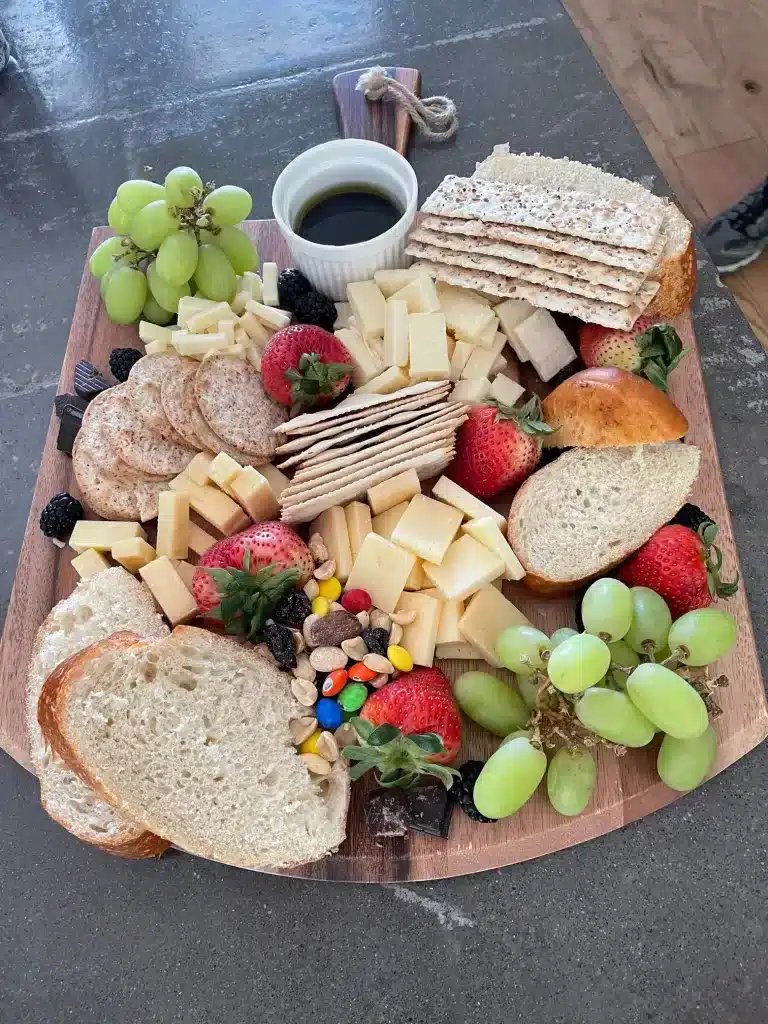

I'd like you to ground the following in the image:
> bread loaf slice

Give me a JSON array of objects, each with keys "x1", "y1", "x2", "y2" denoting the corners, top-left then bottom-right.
[
  {"x1": 38, "y1": 626, "x2": 349, "y2": 870},
  {"x1": 507, "y1": 443, "x2": 700, "y2": 584},
  {"x1": 27, "y1": 567, "x2": 170, "y2": 857}
]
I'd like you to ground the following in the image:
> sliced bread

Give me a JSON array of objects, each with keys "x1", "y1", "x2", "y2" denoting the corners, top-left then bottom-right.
[
  {"x1": 507, "y1": 443, "x2": 700, "y2": 584},
  {"x1": 38, "y1": 626, "x2": 349, "y2": 870},
  {"x1": 27, "y1": 567, "x2": 170, "y2": 857},
  {"x1": 542, "y1": 368, "x2": 689, "y2": 448}
]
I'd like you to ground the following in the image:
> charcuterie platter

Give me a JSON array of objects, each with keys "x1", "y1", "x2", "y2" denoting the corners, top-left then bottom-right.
[{"x1": 1, "y1": 78, "x2": 765, "y2": 881}]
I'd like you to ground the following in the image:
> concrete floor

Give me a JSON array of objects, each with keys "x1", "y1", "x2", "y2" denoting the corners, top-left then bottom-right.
[{"x1": 0, "y1": 1, "x2": 766, "y2": 1021}]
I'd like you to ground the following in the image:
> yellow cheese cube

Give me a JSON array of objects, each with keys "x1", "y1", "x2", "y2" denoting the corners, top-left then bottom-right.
[
  {"x1": 383, "y1": 298, "x2": 409, "y2": 367},
  {"x1": 344, "y1": 502, "x2": 372, "y2": 561},
  {"x1": 334, "y1": 327, "x2": 381, "y2": 387},
  {"x1": 408, "y1": 311, "x2": 450, "y2": 382},
  {"x1": 403, "y1": 559, "x2": 426, "y2": 591},
  {"x1": 490, "y1": 373, "x2": 525, "y2": 407},
  {"x1": 456, "y1": 312, "x2": 499, "y2": 349},
  {"x1": 187, "y1": 522, "x2": 217, "y2": 557},
  {"x1": 184, "y1": 452, "x2": 216, "y2": 487},
  {"x1": 345, "y1": 533, "x2": 416, "y2": 614},
  {"x1": 156, "y1": 492, "x2": 190, "y2": 560},
  {"x1": 259, "y1": 463, "x2": 290, "y2": 503},
  {"x1": 391, "y1": 494, "x2": 463, "y2": 565},
  {"x1": 436, "y1": 282, "x2": 495, "y2": 338},
  {"x1": 139, "y1": 556, "x2": 198, "y2": 627},
  {"x1": 461, "y1": 517, "x2": 525, "y2": 581},
  {"x1": 111, "y1": 537, "x2": 157, "y2": 573},
  {"x1": 422, "y1": 535, "x2": 505, "y2": 602},
  {"x1": 208, "y1": 451, "x2": 242, "y2": 497},
  {"x1": 355, "y1": 365, "x2": 410, "y2": 395},
  {"x1": 185, "y1": 301, "x2": 233, "y2": 334},
  {"x1": 461, "y1": 331, "x2": 506, "y2": 380},
  {"x1": 371, "y1": 501, "x2": 409, "y2": 540},
  {"x1": 346, "y1": 280, "x2": 386, "y2": 341},
  {"x1": 168, "y1": 477, "x2": 250, "y2": 536},
  {"x1": 367, "y1": 469, "x2": 421, "y2": 516},
  {"x1": 230, "y1": 466, "x2": 279, "y2": 522},
  {"x1": 389, "y1": 275, "x2": 441, "y2": 314},
  {"x1": 394, "y1": 590, "x2": 442, "y2": 667},
  {"x1": 458, "y1": 585, "x2": 531, "y2": 668},
  {"x1": 70, "y1": 548, "x2": 111, "y2": 579},
  {"x1": 431, "y1": 476, "x2": 506, "y2": 531},
  {"x1": 449, "y1": 340, "x2": 473, "y2": 381},
  {"x1": 375, "y1": 268, "x2": 430, "y2": 298},
  {"x1": 173, "y1": 559, "x2": 197, "y2": 593},
  {"x1": 450, "y1": 377, "x2": 491, "y2": 405},
  {"x1": 69, "y1": 521, "x2": 146, "y2": 554},
  {"x1": 422, "y1": 589, "x2": 465, "y2": 645},
  {"x1": 311, "y1": 506, "x2": 354, "y2": 583}
]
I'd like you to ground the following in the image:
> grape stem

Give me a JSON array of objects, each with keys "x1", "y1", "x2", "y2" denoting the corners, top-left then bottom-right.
[
  {"x1": 170, "y1": 181, "x2": 222, "y2": 243},
  {"x1": 528, "y1": 673, "x2": 627, "y2": 757}
]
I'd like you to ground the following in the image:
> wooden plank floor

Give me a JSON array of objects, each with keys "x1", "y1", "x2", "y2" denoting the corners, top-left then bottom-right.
[{"x1": 564, "y1": 0, "x2": 768, "y2": 350}]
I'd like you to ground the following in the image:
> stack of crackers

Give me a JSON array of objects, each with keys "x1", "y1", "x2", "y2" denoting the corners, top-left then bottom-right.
[
  {"x1": 275, "y1": 382, "x2": 468, "y2": 523},
  {"x1": 73, "y1": 352, "x2": 286, "y2": 521},
  {"x1": 406, "y1": 147, "x2": 694, "y2": 329}
]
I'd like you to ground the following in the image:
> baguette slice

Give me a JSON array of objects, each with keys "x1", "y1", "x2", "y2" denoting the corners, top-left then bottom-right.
[
  {"x1": 27, "y1": 567, "x2": 170, "y2": 857},
  {"x1": 542, "y1": 368, "x2": 688, "y2": 448},
  {"x1": 508, "y1": 443, "x2": 700, "y2": 584},
  {"x1": 38, "y1": 626, "x2": 349, "y2": 870}
]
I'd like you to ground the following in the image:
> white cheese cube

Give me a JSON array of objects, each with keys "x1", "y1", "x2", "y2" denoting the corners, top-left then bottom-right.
[
  {"x1": 259, "y1": 463, "x2": 290, "y2": 503},
  {"x1": 241, "y1": 271, "x2": 263, "y2": 301},
  {"x1": 241, "y1": 312, "x2": 272, "y2": 347},
  {"x1": 435, "y1": 282, "x2": 495, "y2": 339},
  {"x1": 184, "y1": 452, "x2": 215, "y2": 487},
  {"x1": 513, "y1": 308, "x2": 577, "y2": 382},
  {"x1": 461, "y1": 331, "x2": 506, "y2": 380},
  {"x1": 347, "y1": 280, "x2": 386, "y2": 341},
  {"x1": 394, "y1": 590, "x2": 442, "y2": 667},
  {"x1": 371, "y1": 501, "x2": 409, "y2": 540},
  {"x1": 139, "y1": 556, "x2": 198, "y2": 627},
  {"x1": 138, "y1": 322, "x2": 173, "y2": 346},
  {"x1": 218, "y1": 320, "x2": 236, "y2": 345},
  {"x1": 456, "y1": 312, "x2": 499, "y2": 349},
  {"x1": 389, "y1": 275, "x2": 441, "y2": 314},
  {"x1": 431, "y1": 476, "x2": 506, "y2": 530},
  {"x1": 155, "y1": 491, "x2": 189, "y2": 560},
  {"x1": 311, "y1": 506, "x2": 354, "y2": 583},
  {"x1": 490, "y1": 373, "x2": 525, "y2": 407},
  {"x1": 208, "y1": 451, "x2": 242, "y2": 497},
  {"x1": 172, "y1": 333, "x2": 230, "y2": 359},
  {"x1": 70, "y1": 548, "x2": 111, "y2": 579},
  {"x1": 245, "y1": 344, "x2": 262, "y2": 371},
  {"x1": 185, "y1": 302, "x2": 234, "y2": 334},
  {"x1": 231, "y1": 291, "x2": 251, "y2": 316},
  {"x1": 422, "y1": 534, "x2": 505, "y2": 602},
  {"x1": 383, "y1": 298, "x2": 409, "y2": 367},
  {"x1": 461, "y1": 517, "x2": 525, "y2": 581},
  {"x1": 458, "y1": 585, "x2": 530, "y2": 668},
  {"x1": 244, "y1": 299, "x2": 291, "y2": 331},
  {"x1": 495, "y1": 298, "x2": 536, "y2": 361},
  {"x1": 176, "y1": 296, "x2": 220, "y2": 328},
  {"x1": 144, "y1": 339, "x2": 169, "y2": 355},
  {"x1": 230, "y1": 466, "x2": 280, "y2": 521},
  {"x1": 374, "y1": 268, "x2": 430, "y2": 298},
  {"x1": 334, "y1": 327, "x2": 381, "y2": 387},
  {"x1": 261, "y1": 262, "x2": 279, "y2": 306},
  {"x1": 421, "y1": 588, "x2": 465, "y2": 645},
  {"x1": 408, "y1": 311, "x2": 450, "y2": 381},
  {"x1": 450, "y1": 377, "x2": 491, "y2": 405},
  {"x1": 367, "y1": 468, "x2": 421, "y2": 516},
  {"x1": 355, "y1": 365, "x2": 410, "y2": 395},
  {"x1": 345, "y1": 533, "x2": 416, "y2": 614},
  {"x1": 344, "y1": 501, "x2": 373, "y2": 561},
  {"x1": 391, "y1": 494, "x2": 463, "y2": 565},
  {"x1": 449, "y1": 340, "x2": 474, "y2": 381}
]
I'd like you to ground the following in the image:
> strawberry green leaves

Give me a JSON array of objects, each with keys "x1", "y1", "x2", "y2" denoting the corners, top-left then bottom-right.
[
  {"x1": 635, "y1": 325, "x2": 687, "y2": 391},
  {"x1": 490, "y1": 394, "x2": 556, "y2": 441},
  {"x1": 343, "y1": 718, "x2": 461, "y2": 790},
  {"x1": 699, "y1": 521, "x2": 739, "y2": 599},
  {"x1": 203, "y1": 549, "x2": 301, "y2": 642},
  {"x1": 284, "y1": 351, "x2": 353, "y2": 412}
]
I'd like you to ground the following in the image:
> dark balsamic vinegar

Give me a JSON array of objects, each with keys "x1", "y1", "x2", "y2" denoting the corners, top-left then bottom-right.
[{"x1": 295, "y1": 184, "x2": 402, "y2": 246}]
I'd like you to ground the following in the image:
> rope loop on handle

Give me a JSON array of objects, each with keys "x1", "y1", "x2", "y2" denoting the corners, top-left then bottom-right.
[{"x1": 356, "y1": 66, "x2": 458, "y2": 142}]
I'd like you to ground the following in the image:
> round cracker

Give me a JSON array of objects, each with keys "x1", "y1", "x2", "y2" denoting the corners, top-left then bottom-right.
[
  {"x1": 100, "y1": 386, "x2": 196, "y2": 476},
  {"x1": 194, "y1": 355, "x2": 287, "y2": 459},
  {"x1": 128, "y1": 352, "x2": 186, "y2": 385},
  {"x1": 133, "y1": 379, "x2": 196, "y2": 448},
  {"x1": 72, "y1": 434, "x2": 141, "y2": 520},
  {"x1": 159, "y1": 358, "x2": 205, "y2": 449},
  {"x1": 76, "y1": 398, "x2": 169, "y2": 483}
]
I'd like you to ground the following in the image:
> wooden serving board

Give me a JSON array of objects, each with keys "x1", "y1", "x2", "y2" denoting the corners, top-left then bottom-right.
[{"x1": 1, "y1": 219, "x2": 765, "y2": 883}]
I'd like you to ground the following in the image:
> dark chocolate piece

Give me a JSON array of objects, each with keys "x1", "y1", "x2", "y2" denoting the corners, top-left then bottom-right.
[
  {"x1": 54, "y1": 392, "x2": 88, "y2": 419},
  {"x1": 406, "y1": 783, "x2": 454, "y2": 838},
  {"x1": 56, "y1": 408, "x2": 82, "y2": 454},
  {"x1": 74, "y1": 360, "x2": 111, "y2": 400},
  {"x1": 365, "y1": 789, "x2": 409, "y2": 838}
]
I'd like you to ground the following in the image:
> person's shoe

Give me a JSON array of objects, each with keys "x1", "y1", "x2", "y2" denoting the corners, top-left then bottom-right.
[
  {"x1": 0, "y1": 29, "x2": 9, "y2": 73},
  {"x1": 701, "y1": 176, "x2": 768, "y2": 274}
]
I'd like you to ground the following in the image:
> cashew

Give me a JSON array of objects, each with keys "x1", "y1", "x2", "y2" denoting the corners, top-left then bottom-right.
[{"x1": 313, "y1": 558, "x2": 336, "y2": 580}]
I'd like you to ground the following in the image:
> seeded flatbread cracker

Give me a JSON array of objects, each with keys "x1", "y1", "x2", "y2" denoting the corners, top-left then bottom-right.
[
  {"x1": 133, "y1": 380, "x2": 193, "y2": 447},
  {"x1": 159, "y1": 358, "x2": 206, "y2": 449},
  {"x1": 100, "y1": 385, "x2": 196, "y2": 476},
  {"x1": 194, "y1": 355, "x2": 287, "y2": 460},
  {"x1": 72, "y1": 435, "x2": 142, "y2": 520},
  {"x1": 275, "y1": 380, "x2": 450, "y2": 434},
  {"x1": 77, "y1": 392, "x2": 170, "y2": 482},
  {"x1": 128, "y1": 352, "x2": 187, "y2": 386},
  {"x1": 173, "y1": 367, "x2": 268, "y2": 467}
]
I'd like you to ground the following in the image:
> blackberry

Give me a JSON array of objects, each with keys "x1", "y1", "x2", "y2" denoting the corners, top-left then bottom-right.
[
  {"x1": 273, "y1": 590, "x2": 312, "y2": 628},
  {"x1": 454, "y1": 760, "x2": 497, "y2": 823},
  {"x1": 277, "y1": 268, "x2": 312, "y2": 312},
  {"x1": 39, "y1": 492, "x2": 84, "y2": 542},
  {"x1": 293, "y1": 291, "x2": 336, "y2": 332},
  {"x1": 263, "y1": 619, "x2": 297, "y2": 670},
  {"x1": 670, "y1": 503, "x2": 713, "y2": 533},
  {"x1": 109, "y1": 347, "x2": 143, "y2": 383},
  {"x1": 362, "y1": 627, "x2": 390, "y2": 657}
]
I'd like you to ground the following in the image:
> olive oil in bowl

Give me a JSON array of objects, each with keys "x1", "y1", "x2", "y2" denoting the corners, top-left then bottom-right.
[{"x1": 295, "y1": 185, "x2": 403, "y2": 246}]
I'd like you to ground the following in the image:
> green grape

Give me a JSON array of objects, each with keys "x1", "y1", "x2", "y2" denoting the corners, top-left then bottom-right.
[
  {"x1": 100, "y1": 256, "x2": 132, "y2": 299},
  {"x1": 547, "y1": 633, "x2": 611, "y2": 694},
  {"x1": 496, "y1": 625, "x2": 552, "y2": 676},
  {"x1": 501, "y1": 729, "x2": 531, "y2": 745},
  {"x1": 515, "y1": 673, "x2": 540, "y2": 710},
  {"x1": 546, "y1": 747, "x2": 596, "y2": 816},
  {"x1": 668, "y1": 608, "x2": 738, "y2": 666},
  {"x1": 581, "y1": 578, "x2": 634, "y2": 641},
  {"x1": 203, "y1": 185, "x2": 253, "y2": 226},
  {"x1": 104, "y1": 266, "x2": 148, "y2": 324},
  {"x1": 142, "y1": 294, "x2": 174, "y2": 326},
  {"x1": 453, "y1": 671, "x2": 529, "y2": 737},
  {"x1": 107, "y1": 198, "x2": 133, "y2": 234},
  {"x1": 550, "y1": 627, "x2": 578, "y2": 648},
  {"x1": 116, "y1": 179, "x2": 165, "y2": 215},
  {"x1": 129, "y1": 200, "x2": 179, "y2": 252},
  {"x1": 605, "y1": 639, "x2": 640, "y2": 689},
  {"x1": 164, "y1": 165, "x2": 203, "y2": 208},
  {"x1": 89, "y1": 236, "x2": 127, "y2": 278},
  {"x1": 155, "y1": 231, "x2": 199, "y2": 285},
  {"x1": 146, "y1": 261, "x2": 191, "y2": 314},
  {"x1": 626, "y1": 663, "x2": 709, "y2": 739},
  {"x1": 210, "y1": 225, "x2": 259, "y2": 274},
  {"x1": 575, "y1": 686, "x2": 655, "y2": 747},
  {"x1": 193, "y1": 244, "x2": 237, "y2": 301},
  {"x1": 624, "y1": 587, "x2": 672, "y2": 654},
  {"x1": 657, "y1": 725, "x2": 717, "y2": 792},
  {"x1": 473, "y1": 737, "x2": 547, "y2": 819}
]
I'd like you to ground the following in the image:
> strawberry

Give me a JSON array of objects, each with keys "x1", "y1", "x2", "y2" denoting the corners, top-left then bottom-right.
[
  {"x1": 342, "y1": 669, "x2": 462, "y2": 790},
  {"x1": 448, "y1": 396, "x2": 554, "y2": 499},
  {"x1": 192, "y1": 522, "x2": 314, "y2": 639},
  {"x1": 578, "y1": 318, "x2": 686, "y2": 391},
  {"x1": 260, "y1": 324, "x2": 353, "y2": 410},
  {"x1": 617, "y1": 520, "x2": 738, "y2": 619}
]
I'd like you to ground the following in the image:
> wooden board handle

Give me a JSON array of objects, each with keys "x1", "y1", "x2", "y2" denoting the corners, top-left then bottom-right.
[{"x1": 332, "y1": 67, "x2": 422, "y2": 157}]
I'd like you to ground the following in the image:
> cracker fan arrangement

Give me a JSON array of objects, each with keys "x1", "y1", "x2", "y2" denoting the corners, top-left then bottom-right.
[{"x1": 20, "y1": 144, "x2": 747, "y2": 874}]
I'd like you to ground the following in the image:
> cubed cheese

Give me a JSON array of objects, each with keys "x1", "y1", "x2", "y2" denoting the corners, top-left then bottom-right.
[
  {"x1": 422, "y1": 534, "x2": 505, "y2": 602},
  {"x1": 495, "y1": 299, "x2": 535, "y2": 361},
  {"x1": 367, "y1": 469, "x2": 421, "y2": 516},
  {"x1": 422, "y1": 589, "x2": 465, "y2": 645},
  {"x1": 245, "y1": 344, "x2": 262, "y2": 370},
  {"x1": 345, "y1": 533, "x2": 416, "y2": 614},
  {"x1": 489, "y1": 373, "x2": 525, "y2": 407},
  {"x1": 241, "y1": 271, "x2": 263, "y2": 301},
  {"x1": 383, "y1": 299, "x2": 409, "y2": 367},
  {"x1": 391, "y1": 494, "x2": 463, "y2": 565},
  {"x1": 261, "y1": 262, "x2": 279, "y2": 306},
  {"x1": 461, "y1": 330, "x2": 506, "y2": 380},
  {"x1": 489, "y1": 353, "x2": 507, "y2": 376},
  {"x1": 208, "y1": 451, "x2": 242, "y2": 497},
  {"x1": 172, "y1": 333, "x2": 230, "y2": 359},
  {"x1": 156, "y1": 491, "x2": 189, "y2": 560},
  {"x1": 461, "y1": 517, "x2": 525, "y2": 580},
  {"x1": 187, "y1": 522, "x2": 217, "y2": 557},
  {"x1": 311, "y1": 506, "x2": 354, "y2": 583},
  {"x1": 404, "y1": 559, "x2": 426, "y2": 591},
  {"x1": 230, "y1": 466, "x2": 279, "y2": 521},
  {"x1": 435, "y1": 282, "x2": 495, "y2": 339},
  {"x1": 259, "y1": 463, "x2": 290, "y2": 503},
  {"x1": 344, "y1": 502, "x2": 372, "y2": 561},
  {"x1": 173, "y1": 559, "x2": 197, "y2": 593},
  {"x1": 389, "y1": 275, "x2": 441, "y2": 314},
  {"x1": 394, "y1": 590, "x2": 442, "y2": 667},
  {"x1": 177, "y1": 295, "x2": 220, "y2": 328},
  {"x1": 431, "y1": 476, "x2": 506, "y2": 530},
  {"x1": 371, "y1": 501, "x2": 409, "y2": 540},
  {"x1": 231, "y1": 291, "x2": 252, "y2": 316},
  {"x1": 69, "y1": 521, "x2": 146, "y2": 553},
  {"x1": 138, "y1": 322, "x2": 173, "y2": 346},
  {"x1": 449, "y1": 340, "x2": 474, "y2": 381},
  {"x1": 144, "y1": 339, "x2": 169, "y2": 355},
  {"x1": 513, "y1": 308, "x2": 577, "y2": 382},
  {"x1": 168, "y1": 477, "x2": 250, "y2": 535},
  {"x1": 375, "y1": 268, "x2": 429, "y2": 298},
  {"x1": 450, "y1": 377, "x2": 491, "y2": 405},
  {"x1": 408, "y1": 311, "x2": 450, "y2": 381},
  {"x1": 111, "y1": 537, "x2": 157, "y2": 573},
  {"x1": 355, "y1": 365, "x2": 410, "y2": 395},
  {"x1": 185, "y1": 302, "x2": 233, "y2": 334},
  {"x1": 139, "y1": 556, "x2": 198, "y2": 627},
  {"x1": 184, "y1": 452, "x2": 216, "y2": 487},
  {"x1": 218, "y1": 320, "x2": 236, "y2": 346},
  {"x1": 334, "y1": 327, "x2": 381, "y2": 387},
  {"x1": 456, "y1": 312, "x2": 499, "y2": 349},
  {"x1": 347, "y1": 280, "x2": 386, "y2": 341},
  {"x1": 458, "y1": 585, "x2": 530, "y2": 668},
  {"x1": 240, "y1": 311, "x2": 272, "y2": 346},
  {"x1": 70, "y1": 548, "x2": 110, "y2": 579},
  {"x1": 244, "y1": 299, "x2": 290, "y2": 331}
]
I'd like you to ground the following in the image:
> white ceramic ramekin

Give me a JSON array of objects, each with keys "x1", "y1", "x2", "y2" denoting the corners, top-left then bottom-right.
[{"x1": 272, "y1": 139, "x2": 418, "y2": 300}]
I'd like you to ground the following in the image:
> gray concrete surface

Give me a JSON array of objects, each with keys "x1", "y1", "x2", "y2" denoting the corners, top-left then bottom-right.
[{"x1": 0, "y1": 1, "x2": 765, "y2": 1021}]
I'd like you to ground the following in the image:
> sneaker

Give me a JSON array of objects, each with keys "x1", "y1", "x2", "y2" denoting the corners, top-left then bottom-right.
[
  {"x1": 0, "y1": 29, "x2": 9, "y2": 73},
  {"x1": 701, "y1": 176, "x2": 768, "y2": 274}
]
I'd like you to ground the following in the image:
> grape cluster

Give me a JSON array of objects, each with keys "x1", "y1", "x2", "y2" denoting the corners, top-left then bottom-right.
[
  {"x1": 466, "y1": 581, "x2": 738, "y2": 821},
  {"x1": 89, "y1": 167, "x2": 258, "y2": 325}
]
